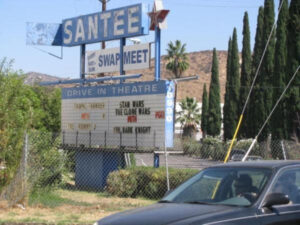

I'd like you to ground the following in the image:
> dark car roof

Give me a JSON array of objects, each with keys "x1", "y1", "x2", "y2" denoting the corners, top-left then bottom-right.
[{"x1": 210, "y1": 160, "x2": 300, "y2": 170}]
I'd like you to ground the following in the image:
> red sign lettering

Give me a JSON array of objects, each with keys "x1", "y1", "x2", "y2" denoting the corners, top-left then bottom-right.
[
  {"x1": 127, "y1": 115, "x2": 137, "y2": 123},
  {"x1": 155, "y1": 111, "x2": 165, "y2": 119}
]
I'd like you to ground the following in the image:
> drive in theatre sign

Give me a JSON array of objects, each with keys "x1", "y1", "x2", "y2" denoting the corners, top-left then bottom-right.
[
  {"x1": 62, "y1": 80, "x2": 175, "y2": 148},
  {"x1": 60, "y1": 2, "x2": 173, "y2": 149},
  {"x1": 27, "y1": 2, "x2": 173, "y2": 148}
]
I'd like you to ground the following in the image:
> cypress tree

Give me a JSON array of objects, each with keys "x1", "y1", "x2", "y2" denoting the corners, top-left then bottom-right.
[
  {"x1": 201, "y1": 84, "x2": 208, "y2": 138},
  {"x1": 223, "y1": 37, "x2": 232, "y2": 140},
  {"x1": 239, "y1": 12, "x2": 252, "y2": 139},
  {"x1": 249, "y1": 7, "x2": 264, "y2": 138},
  {"x1": 223, "y1": 28, "x2": 240, "y2": 140},
  {"x1": 271, "y1": 0, "x2": 288, "y2": 142},
  {"x1": 286, "y1": 0, "x2": 300, "y2": 140},
  {"x1": 257, "y1": 0, "x2": 275, "y2": 142},
  {"x1": 207, "y1": 48, "x2": 221, "y2": 136}
]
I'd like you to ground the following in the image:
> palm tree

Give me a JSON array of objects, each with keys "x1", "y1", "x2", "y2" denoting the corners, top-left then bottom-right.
[
  {"x1": 176, "y1": 97, "x2": 201, "y2": 138},
  {"x1": 166, "y1": 40, "x2": 189, "y2": 78}
]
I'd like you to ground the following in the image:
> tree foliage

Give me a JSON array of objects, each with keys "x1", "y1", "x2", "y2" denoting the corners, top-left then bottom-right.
[
  {"x1": 223, "y1": 28, "x2": 240, "y2": 140},
  {"x1": 249, "y1": 7, "x2": 265, "y2": 138},
  {"x1": 271, "y1": 0, "x2": 289, "y2": 141},
  {"x1": 239, "y1": 12, "x2": 252, "y2": 139},
  {"x1": 166, "y1": 40, "x2": 189, "y2": 78},
  {"x1": 286, "y1": 0, "x2": 300, "y2": 141},
  {"x1": 207, "y1": 49, "x2": 221, "y2": 136},
  {"x1": 257, "y1": 0, "x2": 275, "y2": 142},
  {"x1": 176, "y1": 97, "x2": 201, "y2": 138},
  {"x1": 0, "y1": 58, "x2": 61, "y2": 189},
  {"x1": 201, "y1": 84, "x2": 209, "y2": 138}
]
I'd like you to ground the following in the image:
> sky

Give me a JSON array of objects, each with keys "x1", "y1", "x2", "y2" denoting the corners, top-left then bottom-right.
[{"x1": 0, "y1": 0, "x2": 280, "y2": 79}]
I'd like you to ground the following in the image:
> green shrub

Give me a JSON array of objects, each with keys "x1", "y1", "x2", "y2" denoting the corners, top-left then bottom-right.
[
  {"x1": 201, "y1": 137, "x2": 225, "y2": 160},
  {"x1": 106, "y1": 167, "x2": 198, "y2": 199},
  {"x1": 29, "y1": 132, "x2": 66, "y2": 191},
  {"x1": 182, "y1": 138, "x2": 202, "y2": 157},
  {"x1": 106, "y1": 169, "x2": 138, "y2": 197}
]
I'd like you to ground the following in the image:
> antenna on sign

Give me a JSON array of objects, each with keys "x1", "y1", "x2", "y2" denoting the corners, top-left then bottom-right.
[{"x1": 32, "y1": 46, "x2": 63, "y2": 60}]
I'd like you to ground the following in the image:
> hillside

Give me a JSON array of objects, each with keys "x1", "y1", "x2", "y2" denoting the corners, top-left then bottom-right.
[
  {"x1": 24, "y1": 72, "x2": 62, "y2": 86},
  {"x1": 26, "y1": 50, "x2": 228, "y2": 102}
]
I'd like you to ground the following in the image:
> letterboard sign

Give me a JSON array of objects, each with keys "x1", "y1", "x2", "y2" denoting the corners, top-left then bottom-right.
[{"x1": 61, "y1": 80, "x2": 175, "y2": 148}]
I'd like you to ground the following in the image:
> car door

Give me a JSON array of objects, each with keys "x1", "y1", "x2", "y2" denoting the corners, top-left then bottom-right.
[{"x1": 258, "y1": 166, "x2": 300, "y2": 225}]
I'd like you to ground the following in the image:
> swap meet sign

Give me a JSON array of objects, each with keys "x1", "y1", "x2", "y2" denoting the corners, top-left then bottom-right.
[{"x1": 61, "y1": 80, "x2": 175, "y2": 148}]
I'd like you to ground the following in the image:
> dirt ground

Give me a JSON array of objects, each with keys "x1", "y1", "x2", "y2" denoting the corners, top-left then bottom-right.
[{"x1": 0, "y1": 189, "x2": 154, "y2": 225}]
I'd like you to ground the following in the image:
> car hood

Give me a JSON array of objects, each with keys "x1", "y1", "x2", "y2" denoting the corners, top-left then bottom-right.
[{"x1": 96, "y1": 203, "x2": 241, "y2": 225}]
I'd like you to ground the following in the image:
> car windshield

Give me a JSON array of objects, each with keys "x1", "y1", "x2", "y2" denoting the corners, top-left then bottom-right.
[{"x1": 162, "y1": 167, "x2": 272, "y2": 207}]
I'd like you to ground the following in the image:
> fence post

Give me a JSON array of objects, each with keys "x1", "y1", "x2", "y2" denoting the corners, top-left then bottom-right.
[
  {"x1": 104, "y1": 131, "x2": 107, "y2": 148},
  {"x1": 62, "y1": 131, "x2": 65, "y2": 145},
  {"x1": 120, "y1": 132, "x2": 122, "y2": 148},
  {"x1": 136, "y1": 132, "x2": 138, "y2": 150},
  {"x1": 76, "y1": 131, "x2": 78, "y2": 147},
  {"x1": 153, "y1": 131, "x2": 156, "y2": 148},
  {"x1": 23, "y1": 132, "x2": 29, "y2": 192},
  {"x1": 164, "y1": 144, "x2": 170, "y2": 191},
  {"x1": 89, "y1": 131, "x2": 91, "y2": 148}
]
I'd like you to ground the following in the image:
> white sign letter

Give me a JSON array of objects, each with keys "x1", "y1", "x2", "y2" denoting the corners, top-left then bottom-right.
[
  {"x1": 64, "y1": 20, "x2": 73, "y2": 44},
  {"x1": 88, "y1": 15, "x2": 98, "y2": 40},
  {"x1": 128, "y1": 6, "x2": 139, "y2": 33},
  {"x1": 114, "y1": 10, "x2": 125, "y2": 36},
  {"x1": 75, "y1": 18, "x2": 85, "y2": 42},
  {"x1": 100, "y1": 12, "x2": 111, "y2": 38}
]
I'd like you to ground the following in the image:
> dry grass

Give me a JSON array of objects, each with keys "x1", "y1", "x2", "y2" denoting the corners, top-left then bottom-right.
[{"x1": 0, "y1": 189, "x2": 155, "y2": 224}]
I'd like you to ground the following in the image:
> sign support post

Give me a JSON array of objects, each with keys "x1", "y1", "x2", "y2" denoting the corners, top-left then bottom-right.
[
  {"x1": 80, "y1": 44, "x2": 86, "y2": 79},
  {"x1": 155, "y1": 27, "x2": 161, "y2": 81}
]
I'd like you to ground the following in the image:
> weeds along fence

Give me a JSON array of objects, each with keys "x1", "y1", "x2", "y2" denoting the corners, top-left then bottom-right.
[{"x1": 0, "y1": 131, "x2": 299, "y2": 207}]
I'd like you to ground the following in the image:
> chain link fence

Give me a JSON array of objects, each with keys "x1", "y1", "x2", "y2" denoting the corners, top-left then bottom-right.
[{"x1": 0, "y1": 131, "x2": 299, "y2": 209}]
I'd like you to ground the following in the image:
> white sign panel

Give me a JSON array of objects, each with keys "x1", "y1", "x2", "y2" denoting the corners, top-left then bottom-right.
[
  {"x1": 61, "y1": 81, "x2": 175, "y2": 148},
  {"x1": 87, "y1": 43, "x2": 150, "y2": 74}
]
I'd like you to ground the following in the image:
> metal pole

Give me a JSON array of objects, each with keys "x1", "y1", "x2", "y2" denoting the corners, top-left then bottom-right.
[
  {"x1": 23, "y1": 133, "x2": 28, "y2": 191},
  {"x1": 155, "y1": 26, "x2": 161, "y2": 81},
  {"x1": 120, "y1": 38, "x2": 126, "y2": 82},
  {"x1": 100, "y1": 0, "x2": 107, "y2": 49},
  {"x1": 89, "y1": 131, "x2": 92, "y2": 148},
  {"x1": 80, "y1": 44, "x2": 86, "y2": 79},
  {"x1": 281, "y1": 140, "x2": 287, "y2": 160},
  {"x1": 164, "y1": 145, "x2": 170, "y2": 191}
]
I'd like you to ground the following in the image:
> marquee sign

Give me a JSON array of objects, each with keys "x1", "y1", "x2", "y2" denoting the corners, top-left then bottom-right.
[
  {"x1": 61, "y1": 80, "x2": 175, "y2": 148},
  {"x1": 26, "y1": 4, "x2": 149, "y2": 47},
  {"x1": 87, "y1": 43, "x2": 150, "y2": 73},
  {"x1": 62, "y1": 4, "x2": 149, "y2": 46}
]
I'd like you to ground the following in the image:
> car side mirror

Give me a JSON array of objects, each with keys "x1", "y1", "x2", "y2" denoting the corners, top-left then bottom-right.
[{"x1": 262, "y1": 193, "x2": 290, "y2": 208}]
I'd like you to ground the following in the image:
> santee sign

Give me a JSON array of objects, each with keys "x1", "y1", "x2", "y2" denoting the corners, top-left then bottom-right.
[
  {"x1": 62, "y1": 4, "x2": 149, "y2": 46},
  {"x1": 87, "y1": 43, "x2": 150, "y2": 73},
  {"x1": 61, "y1": 80, "x2": 175, "y2": 148}
]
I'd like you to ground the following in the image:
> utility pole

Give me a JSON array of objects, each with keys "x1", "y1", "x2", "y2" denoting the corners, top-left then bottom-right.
[
  {"x1": 99, "y1": 0, "x2": 110, "y2": 49},
  {"x1": 98, "y1": 0, "x2": 110, "y2": 78}
]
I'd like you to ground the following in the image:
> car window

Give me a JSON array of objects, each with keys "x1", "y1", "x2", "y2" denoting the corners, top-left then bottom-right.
[
  {"x1": 163, "y1": 167, "x2": 272, "y2": 207},
  {"x1": 270, "y1": 167, "x2": 300, "y2": 204}
]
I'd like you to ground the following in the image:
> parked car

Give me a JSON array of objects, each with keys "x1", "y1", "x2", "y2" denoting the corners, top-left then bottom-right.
[
  {"x1": 95, "y1": 161, "x2": 300, "y2": 225},
  {"x1": 229, "y1": 149, "x2": 262, "y2": 162}
]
